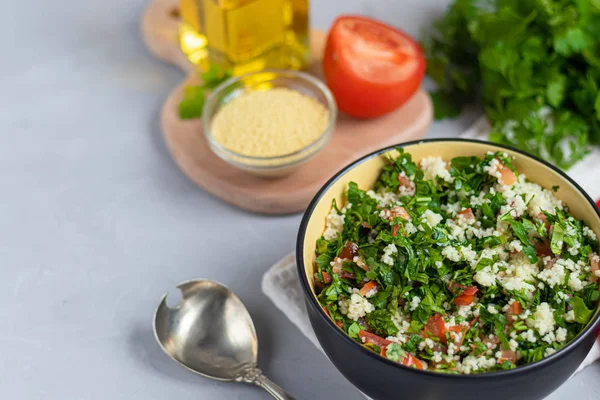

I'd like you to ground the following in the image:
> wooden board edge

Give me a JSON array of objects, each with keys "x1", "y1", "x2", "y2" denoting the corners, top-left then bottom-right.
[
  {"x1": 160, "y1": 85, "x2": 433, "y2": 214},
  {"x1": 141, "y1": 0, "x2": 193, "y2": 72}
]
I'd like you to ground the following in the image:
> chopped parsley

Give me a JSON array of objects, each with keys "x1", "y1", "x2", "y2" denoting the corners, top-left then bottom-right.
[{"x1": 315, "y1": 149, "x2": 599, "y2": 374}]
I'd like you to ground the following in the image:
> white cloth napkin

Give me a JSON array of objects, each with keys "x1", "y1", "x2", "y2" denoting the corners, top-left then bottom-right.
[{"x1": 262, "y1": 117, "x2": 600, "y2": 385}]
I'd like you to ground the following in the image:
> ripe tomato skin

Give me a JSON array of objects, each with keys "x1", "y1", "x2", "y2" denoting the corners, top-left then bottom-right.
[
  {"x1": 402, "y1": 353, "x2": 424, "y2": 370},
  {"x1": 323, "y1": 15, "x2": 426, "y2": 119},
  {"x1": 507, "y1": 301, "x2": 522, "y2": 316},
  {"x1": 359, "y1": 330, "x2": 392, "y2": 347},
  {"x1": 453, "y1": 285, "x2": 478, "y2": 306},
  {"x1": 423, "y1": 313, "x2": 447, "y2": 344}
]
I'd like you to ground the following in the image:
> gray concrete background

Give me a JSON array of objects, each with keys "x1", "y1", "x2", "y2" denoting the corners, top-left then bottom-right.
[{"x1": 1, "y1": 0, "x2": 599, "y2": 398}]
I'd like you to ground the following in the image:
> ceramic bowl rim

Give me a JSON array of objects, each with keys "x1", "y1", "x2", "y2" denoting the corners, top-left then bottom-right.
[{"x1": 296, "y1": 137, "x2": 600, "y2": 380}]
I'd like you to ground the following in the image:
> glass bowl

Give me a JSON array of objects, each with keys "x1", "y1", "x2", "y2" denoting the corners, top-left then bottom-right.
[{"x1": 202, "y1": 69, "x2": 337, "y2": 178}]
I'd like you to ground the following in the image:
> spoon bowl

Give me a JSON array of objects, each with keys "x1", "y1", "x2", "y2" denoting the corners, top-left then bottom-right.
[{"x1": 153, "y1": 279, "x2": 295, "y2": 399}]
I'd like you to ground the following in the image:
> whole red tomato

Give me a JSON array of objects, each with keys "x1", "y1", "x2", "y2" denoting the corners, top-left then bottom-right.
[{"x1": 323, "y1": 15, "x2": 426, "y2": 119}]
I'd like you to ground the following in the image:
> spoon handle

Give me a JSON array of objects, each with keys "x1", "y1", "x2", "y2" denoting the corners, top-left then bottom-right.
[
  {"x1": 241, "y1": 367, "x2": 296, "y2": 400},
  {"x1": 254, "y1": 374, "x2": 296, "y2": 400}
]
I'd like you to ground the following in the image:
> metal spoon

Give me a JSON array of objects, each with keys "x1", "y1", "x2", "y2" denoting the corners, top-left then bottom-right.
[{"x1": 153, "y1": 279, "x2": 295, "y2": 400}]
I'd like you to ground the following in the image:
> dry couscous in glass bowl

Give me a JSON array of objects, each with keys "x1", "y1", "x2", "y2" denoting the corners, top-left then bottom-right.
[
  {"x1": 203, "y1": 70, "x2": 336, "y2": 178},
  {"x1": 296, "y1": 139, "x2": 600, "y2": 400}
]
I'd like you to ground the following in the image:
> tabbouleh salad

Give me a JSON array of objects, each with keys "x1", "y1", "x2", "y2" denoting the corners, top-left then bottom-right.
[{"x1": 313, "y1": 149, "x2": 600, "y2": 374}]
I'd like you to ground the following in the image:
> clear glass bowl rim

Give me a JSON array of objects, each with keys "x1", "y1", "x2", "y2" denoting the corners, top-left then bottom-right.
[{"x1": 202, "y1": 69, "x2": 338, "y2": 164}]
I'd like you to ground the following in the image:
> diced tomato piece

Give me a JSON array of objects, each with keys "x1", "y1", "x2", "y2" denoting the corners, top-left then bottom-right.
[
  {"x1": 380, "y1": 346, "x2": 425, "y2": 370},
  {"x1": 333, "y1": 259, "x2": 356, "y2": 279},
  {"x1": 340, "y1": 270, "x2": 356, "y2": 280},
  {"x1": 402, "y1": 353, "x2": 424, "y2": 370},
  {"x1": 335, "y1": 320, "x2": 344, "y2": 329},
  {"x1": 483, "y1": 335, "x2": 500, "y2": 348},
  {"x1": 596, "y1": 199, "x2": 600, "y2": 209},
  {"x1": 447, "y1": 281, "x2": 466, "y2": 293},
  {"x1": 423, "y1": 313, "x2": 447, "y2": 344},
  {"x1": 535, "y1": 212, "x2": 550, "y2": 230},
  {"x1": 391, "y1": 224, "x2": 401, "y2": 237},
  {"x1": 453, "y1": 285, "x2": 478, "y2": 306},
  {"x1": 498, "y1": 162, "x2": 517, "y2": 186},
  {"x1": 323, "y1": 307, "x2": 330, "y2": 318},
  {"x1": 380, "y1": 345, "x2": 387, "y2": 357},
  {"x1": 543, "y1": 257, "x2": 559, "y2": 269},
  {"x1": 507, "y1": 301, "x2": 522, "y2": 316},
  {"x1": 359, "y1": 280, "x2": 378, "y2": 297},
  {"x1": 449, "y1": 325, "x2": 467, "y2": 347},
  {"x1": 505, "y1": 301, "x2": 522, "y2": 325},
  {"x1": 398, "y1": 174, "x2": 412, "y2": 186},
  {"x1": 359, "y1": 330, "x2": 392, "y2": 347},
  {"x1": 354, "y1": 256, "x2": 369, "y2": 271},
  {"x1": 451, "y1": 317, "x2": 478, "y2": 348},
  {"x1": 340, "y1": 241, "x2": 359, "y2": 259},
  {"x1": 534, "y1": 238, "x2": 553, "y2": 257},
  {"x1": 462, "y1": 286, "x2": 478, "y2": 296},
  {"x1": 430, "y1": 342, "x2": 448, "y2": 353},
  {"x1": 498, "y1": 350, "x2": 517, "y2": 364},
  {"x1": 331, "y1": 257, "x2": 343, "y2": 274},
  {"x1": 458, "y1": 208, "x2": 475, "y2": 221},
  {"x1": 361, "y1": 221, "x2": 373, "y2": 229},
  {"x1": 322, "y1": 271, "x2": 332, "y2": 284},
  {"x1": 453, "y1": 294, "x2": 475, "y2": 306},
  {"x1": 390, "y1": 206, "x2": 411, "y2": 221}
]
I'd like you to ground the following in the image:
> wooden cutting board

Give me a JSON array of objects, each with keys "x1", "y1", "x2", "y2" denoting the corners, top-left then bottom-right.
[{"x1": 141, "y1": 0, "x2": 433, "y2": 214}]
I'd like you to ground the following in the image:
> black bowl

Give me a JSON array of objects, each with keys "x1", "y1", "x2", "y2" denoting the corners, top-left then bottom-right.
[{"x1": 296, "y1": 139, "x2": 600, "y2": 400}]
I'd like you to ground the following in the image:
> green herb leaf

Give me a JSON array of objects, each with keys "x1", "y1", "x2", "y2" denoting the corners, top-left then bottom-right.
[
  {"x1": 385, "y1": 343, "x2": 406, "y2": 363},
  {"x1": 430, "y1": 90, "x2": 463, "y2": 119},
  {"x1": 506, "y1": 218, "x2": 538, "y2": 263},
  {"x1": 179, "y1": 86, "x2": 205, "y2": 119},
  {"x1": 547, "y1": 75, "x2": 567, "y2": 108},
  {"x1": 366, "y1": 309, "x2": 399, "y2": 337},
  {"x1": 423, "y1": 0, "x2": 600, "y2": 169},
  {"x1": 551, "y1": 223, "x2": 565, "y2": 255},
  {"x1": 402, "y1": 335, "x2": 422, "y2": 353},
  {"x1": 178, "y1": 65, "x2": 233, "y2": 119},
  {"x1": 316, "y1": 254, "x2": 332, "y2": 270},
  {"x1": 321, "y1": 284, "x2": 340, "y2": 302},
  {"x1": 572, "y1": 296, "x2": 595, "y2": 324},
  {"x1": 521, "y1": 347, "x2": 546, "y2": 364},
  {"x1": 201, "y1": 64, "x2": 233, "y2": 89},
  {"x1": 348, "y1": 322, "x2": 362, "y2": 339},
  {"x1": 553, "y1": 27, "x2": 592, "y2": 56},
  {"x1": 371, "y1": 290, "x2": 392, "y2": 309}
]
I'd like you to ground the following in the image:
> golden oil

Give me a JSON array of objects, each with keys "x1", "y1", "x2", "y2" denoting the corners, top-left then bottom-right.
[
  {"x1": 178, "y1": 0, "x2": 310, "y2": 74},
  {"x1": 179, "y1": 0, "x2": 209, "y2": 66}
]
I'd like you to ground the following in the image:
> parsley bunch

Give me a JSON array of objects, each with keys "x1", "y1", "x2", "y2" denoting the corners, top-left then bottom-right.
[{"x1": 423, "y1": 0, "x2": 600, "y2": 169}]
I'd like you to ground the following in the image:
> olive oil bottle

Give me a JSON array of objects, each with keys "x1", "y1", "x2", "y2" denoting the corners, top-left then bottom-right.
[
  {"x1": 179, "y1": 0, "x2": 209, "y2": 65},
  {"x1": 178, "y1": 0, "x2": 310, "y2": 74}
]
